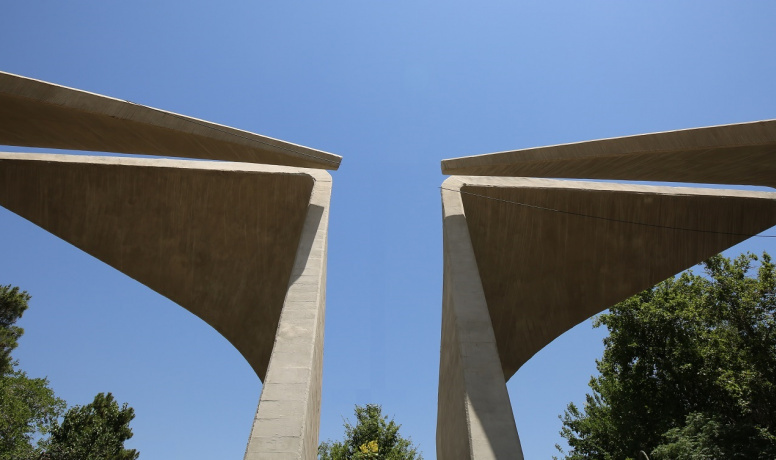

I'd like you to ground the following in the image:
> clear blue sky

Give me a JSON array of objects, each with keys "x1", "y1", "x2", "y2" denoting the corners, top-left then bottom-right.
[{"x1": 1, "y1": 2, "x2": 775, "y2": 458}]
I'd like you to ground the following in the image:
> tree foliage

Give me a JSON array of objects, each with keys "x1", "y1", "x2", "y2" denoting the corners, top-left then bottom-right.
[
  {"x1": 319, "y1": 404, "x2": 422, "y2": 460},
  {"x1": 0, "y1": 285, "x2": 65, "y2": 460},
  {"x1": 0, "y1": 285, "x2": 30, "y2": 374},
  {"x1": 0, "y1": 284, "x2": 138, "y2": 459},
  {"x1": 44, "y1": 392, "x2": 138, "y2": 460},
  {"x1": 0, "y1": 369, "x2": 65, "y2": 460},
  {"x1": 558, "y1": 252, "x2": 776, "y2": 459}
]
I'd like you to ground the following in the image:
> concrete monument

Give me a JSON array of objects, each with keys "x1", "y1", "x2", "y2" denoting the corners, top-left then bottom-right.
[
  {"x1": 438, "y1": 122, "x2": 776, "y2": 459},
  {"x1": 0, "y1": 72, "x2": 340, "y2": 459}
]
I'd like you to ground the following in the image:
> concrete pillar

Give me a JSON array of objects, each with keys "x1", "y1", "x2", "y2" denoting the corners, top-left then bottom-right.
[
  {"x1": 244, "y1": 173, "x2": 331, "y2": 460},
  {"x1": 437, "y1": 184, "x2": 524, "y2": 460}
]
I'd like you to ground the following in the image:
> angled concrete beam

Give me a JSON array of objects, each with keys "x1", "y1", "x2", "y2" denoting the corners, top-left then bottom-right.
[
  {"x1": 441, "y1": 120, "x2": 776, "y2": 188},
  {"x1": 0, "y1": 71, "x2": 341, "y2": 170},
  {"x1": 438, "y1": 176, "x2": 776, "y2": 458},
  {"x1": 244, "y1": 169, "x2": 330, "y2": 459},
  {"x1": 0, "y1": 153, "x2": 332, "y2": 458}
]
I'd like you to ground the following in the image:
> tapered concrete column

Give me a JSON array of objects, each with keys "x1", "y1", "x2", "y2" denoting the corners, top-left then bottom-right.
[
  {"x1": 437, "y1": 181, "x2": 524, "y2": 460},
  {"x1": 244, "y1": 173, "x2": 331, "y2": 460}
]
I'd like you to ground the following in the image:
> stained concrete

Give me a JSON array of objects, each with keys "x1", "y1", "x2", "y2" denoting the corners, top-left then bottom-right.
[
  {"x1": 0, "y1": 153, "x2": 331, "y2": 458},
  {"x1": 438, "y1": 175, "x2": 776, "y2": 459},
  {"x1": 0, "y1": 71, "x2": 341, "y2": 170},
  {"x1": 441, "y1": 119, "x2": 776, "y2": 188}
]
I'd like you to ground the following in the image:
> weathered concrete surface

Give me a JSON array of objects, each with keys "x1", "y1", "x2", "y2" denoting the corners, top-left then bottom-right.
[
  {"x1": 441, "y1": 120, "x2": 776, "y2": 188},
  {"x1": 0, "y1": 71, "x2": 341, "y2": 170},
  {"x1": 0, "y1": 153, "x2": 333, "y2": 458},
  {"x1": 0, "y1": 72, "x2": 338, "y2": 458},
  {"x1": 243, "y1": 170, "x2": 331, "y2": 459},
  {"x1": 438, "y1": 185, "x2": 524, "y2": 460},
  {"x1": 0, "y1": 153, "x2": 329, "y2": 381},
  {"x1": 438, "y1": 176, "x2": 776, "y2": 458}
]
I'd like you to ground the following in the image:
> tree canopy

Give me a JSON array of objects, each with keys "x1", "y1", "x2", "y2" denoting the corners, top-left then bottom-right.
[
  {"x1": 0, "y1": 285, "x2": 31, "y2": 375},
  {"x1": 44, "y1": 392, "x2": 138, "y2": 460},
  {"x1": 0, "y1": 284, "x2": 138, "y2": 460},
  {"x1": 0, "y1": 285, "x2": 66, "y2": 460},
  {"x1": 557, "y1": 252, "x2": 776, "y2": 459},
  {"x1": 0, "y1": 368, "x2": 65, "y2": 460},
  {"x1": 319, "y1": 404, "x2": 422, "y2": 460}
]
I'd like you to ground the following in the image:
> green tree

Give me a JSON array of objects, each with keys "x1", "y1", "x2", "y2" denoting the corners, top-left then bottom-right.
[
  {"x1": 319, "y1": 404, "x2": 422, "y2": 460},
  {"x1": 0, "y1": 369, "x2": 66, "y2": 460},
  {"x1": 44, "y1": 392, "x2": 139, "y2": 460},
  {"x1": 0, "y1": 285, "x2": 30, "y2": 374},
  {"x1": 0, "y1": 284, "x2": 138, "y2": 460},
  {"x1": 557, "y1": 252, "x2": 776, "y2": 459},
  {"x1": 0, "y1": 285, "x2": 66, "y2": 460}
]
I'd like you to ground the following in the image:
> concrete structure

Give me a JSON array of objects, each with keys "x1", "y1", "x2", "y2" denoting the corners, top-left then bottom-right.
[
  {"x1": 439, "y1": 122, "x2": 776, "y2": 459},
  {"x1": 0, "y1": 71, "x2": 341, "y2": 170},
  {"x1": 0, "y1": 72, "x2": 340, "y2": 459},
  {"x1": 442, "y1": 119, "x2": 776, "y2": 188}
]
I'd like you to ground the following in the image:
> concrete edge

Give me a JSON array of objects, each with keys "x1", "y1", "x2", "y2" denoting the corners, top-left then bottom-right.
[
  {"x1": 0, "y1": 152, "x2": 333, "y2": 182},
  {"x1": 447, "y1": 175, "x2": 776, "y2": 200}
]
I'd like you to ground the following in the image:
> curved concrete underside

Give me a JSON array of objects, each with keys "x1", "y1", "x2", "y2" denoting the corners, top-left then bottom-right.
[
  {"x1": 457, "y1": 176, "x2": 776, "y2": 379},
  {"x1": 441, "y1": 119, "x2": 776, "y2": 188},
  {"x1": 438, "y1": 176, "x2": 776, "y2": 460},
  {"x1": 0, "y1": 71, "x2": 341, "y2": 170},
  {"x1": 0, "y1": 153, "x2": 331, "y2": 459}
]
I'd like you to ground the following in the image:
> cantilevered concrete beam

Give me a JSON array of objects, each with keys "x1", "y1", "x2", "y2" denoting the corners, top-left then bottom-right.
[
  {"x1": 438, "y1": 176, "x2": 776, "y2": 459},
  {"x1": 0, "y1": 153, "x2": 331, "y2": 458},
  {"x1": 0, "y1": 72, "x2": 341, "y2": 170},
  {"x1": 441, "y1": 120, "x2": 776, "y2": 188}
]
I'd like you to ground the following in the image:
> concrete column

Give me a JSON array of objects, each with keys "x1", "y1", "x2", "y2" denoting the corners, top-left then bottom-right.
[
  {"x1": 244, "y1": 173, "x2": 331, "y2": 460},
  {"x1": 437, "y1": 180, "x2": 524, "y2": 460}
]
